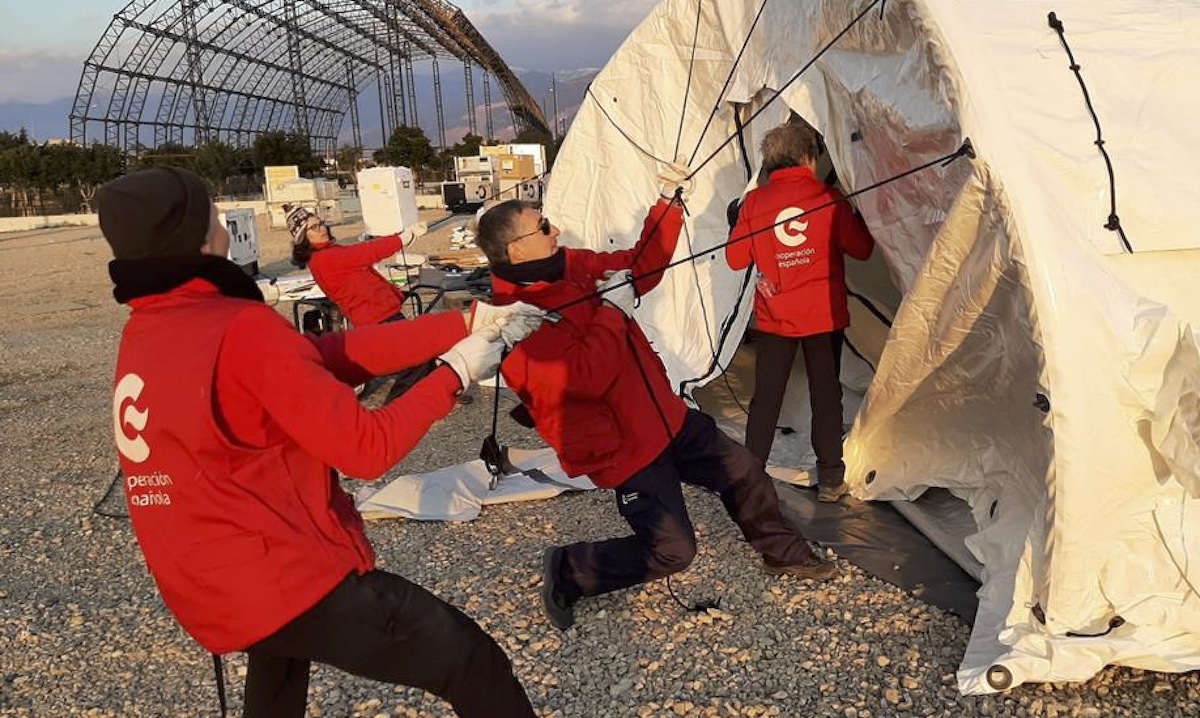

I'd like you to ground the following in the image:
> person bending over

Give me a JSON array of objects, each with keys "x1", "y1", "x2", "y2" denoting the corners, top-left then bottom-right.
[
  {"x1": 474, "y1": 169, "x2": 837, "y2": 631},
  {"x1": 102, "y1": 168, "x2": 542, "y2": 717}
]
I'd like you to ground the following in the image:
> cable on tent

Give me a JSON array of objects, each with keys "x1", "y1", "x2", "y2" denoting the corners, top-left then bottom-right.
[
  {"x1": 585, "y1": 87, "x2": 671, "y2": 165},
  {"x1": 682, "y1": 102, "x2": 757, "y2": 415},
  {"x1": 684, "y1": 0, "x2": 884, "y2": 181},
  {"x1": 673, "y1": 0, "x2": 706, "y2": 161},
  {"x1": 547, "y1": 141, "x2": 977, "y2": 317},
  {"x1": 1047, "y1": 11, "x2": 1133, "y2": 253},
  {"x1": 1066, "y1": 615, "x2": 1126, "y2": 638},
  {"x1": 687, "y1": 0, "x2": 771, "y2": 167}
]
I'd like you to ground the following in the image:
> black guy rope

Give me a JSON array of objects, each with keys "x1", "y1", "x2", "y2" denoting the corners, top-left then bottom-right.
[
  {"x1": 684, "y1": 0, "x2": 883, "y2": 182},
  {"x1": 548, "y1": 140, "x2": 976, "y2": 318},
  {"x1": 673, "y1": 0, "x2": 705, "y2": 161},
  {"x1": 687, "y1": 0, "x2": 771, "y2": 167},
  {"x1": 585, "y1": 87, "x2": 672, "y2": 165},
  {"x1": 1047, "y1": 11, "x2": 1133, "y2": 253}
]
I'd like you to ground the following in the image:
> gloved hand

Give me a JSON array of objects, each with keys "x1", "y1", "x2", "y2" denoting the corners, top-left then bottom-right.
[
  {"x1": 470, "y1": 300, "x2": 546, "y2": 347},
  {"x1": 437, "y1": 326, "x2": 504, "y2": 390},
  {"x1": 401, "y1": 221, "x2": 428, "y2": 245},
  {"x1": 658, "y1": 156, "x2": 694, "y2": 200},
  {"x1": 597, "y1": 269, "x2": 636, "y2": 318}
]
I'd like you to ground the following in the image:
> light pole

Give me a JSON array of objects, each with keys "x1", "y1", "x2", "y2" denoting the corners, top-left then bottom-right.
[{"x1": 550, "y1": 73, "x2": 559, "y2": 142}]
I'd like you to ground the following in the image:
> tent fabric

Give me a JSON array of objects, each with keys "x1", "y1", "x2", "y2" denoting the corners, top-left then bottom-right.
[
  {"x1": 356, "y1": 448, "x2": 595, "y2": 522},
  {"x1": 546, "y1": 0, "x2": 1200, "y2": 694}
]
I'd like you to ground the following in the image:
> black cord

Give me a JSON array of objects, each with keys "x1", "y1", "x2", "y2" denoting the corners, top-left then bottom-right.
[
  {"x1": 93, "y1": 469, "x2": 129, "y2": 520},
  {"x1": 673, "y1": 0, "x2": 705, "y2": 161},
  {"x1": 687, "y1": 0, "x2": 771, "y2": 167},
  {"x1": 1047, "y1": 11, "x2": 1132, "y2": 253},
  {"x1": 685, "y1": 0, "x2": 884, "y2": 181},
  {"x1": 212, "y1": 654, "x2": 228, "y2": 718},
  {"x1": 622, "y1": 330, "x2": 722, "y2": 614},
  {"x1": 585, "y1": 87, "x2": 672, "y2": 165},
  {"x1": 548, "y1": 141, "x2": 975, "y2": 317}
]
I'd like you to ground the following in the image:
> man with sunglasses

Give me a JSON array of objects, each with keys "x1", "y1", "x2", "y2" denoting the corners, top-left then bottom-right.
[{"x1": 474, "y1": 164, "x2": 837, "y2": 632}]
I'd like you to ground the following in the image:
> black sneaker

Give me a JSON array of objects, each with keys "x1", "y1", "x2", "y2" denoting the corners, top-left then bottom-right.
[
  {"x1": 763, "y1": 553, "x2": 839, "y2": 581},
  {"x1": 541, "y1": 547, "x2": 576, "y2": 630}
]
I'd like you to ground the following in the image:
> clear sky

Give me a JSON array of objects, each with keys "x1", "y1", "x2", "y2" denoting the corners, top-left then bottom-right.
[{"x1": 0, "y1": 0, "x2": 659, "y2": 103}]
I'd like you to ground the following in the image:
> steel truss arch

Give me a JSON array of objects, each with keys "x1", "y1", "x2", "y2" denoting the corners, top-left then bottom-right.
[{"x1": 71, "y1": 0, "x2": 550, "y2": 158}]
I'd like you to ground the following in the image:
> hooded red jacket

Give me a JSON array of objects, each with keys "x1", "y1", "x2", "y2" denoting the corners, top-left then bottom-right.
[
  {"x1": 492, "y1": 201, "x2": 686, "y2": 488},
  {"x1": 309, "y1": 234, "x2": 407, "y2": 325},
  {"x1": 112, "y1": 279, "x2": 465, "y2": 653},
  {"x1": 726, "y1": 167, "x2": 875, "y2": 337}
]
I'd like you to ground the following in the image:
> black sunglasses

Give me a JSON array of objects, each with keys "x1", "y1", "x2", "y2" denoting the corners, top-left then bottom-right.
[{"x1": 511, "y1": 216, "x2": 551, "y2": 242}]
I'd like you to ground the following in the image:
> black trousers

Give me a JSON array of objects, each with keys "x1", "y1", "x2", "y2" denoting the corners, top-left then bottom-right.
[
  {"x1": 744, "y1": 330, "x2": 845, "y2": 486},
  {"x1": 555, "y1": 409, "x2": 817, "y2": 599},
  {"x1": 242, "y1": 570, "x2": 535, "y2": 718}
]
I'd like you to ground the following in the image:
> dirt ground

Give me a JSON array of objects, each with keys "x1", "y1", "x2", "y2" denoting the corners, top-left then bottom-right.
[{"x1": 2, "y1": 213, "x2": 1198, "y2": 717}]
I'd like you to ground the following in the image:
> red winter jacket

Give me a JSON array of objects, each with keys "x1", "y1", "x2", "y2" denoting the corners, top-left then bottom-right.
[
  {"x1": 492, "y1": 201, "x2": 687, "y2": 488},
  {"x1": 111, "y1": 279, "x2": 465, "y2": 653},
  {"x1": 309, "y1": 235, "x2": 407, "y2": 326},
  {"x1": 726, "y1": 167, "x2": 875, "y2": 337}
]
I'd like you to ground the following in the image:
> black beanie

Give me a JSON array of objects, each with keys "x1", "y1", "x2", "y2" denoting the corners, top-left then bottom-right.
[{"x1": 97, "y1": 167, "x2": 213, "y2": 260}]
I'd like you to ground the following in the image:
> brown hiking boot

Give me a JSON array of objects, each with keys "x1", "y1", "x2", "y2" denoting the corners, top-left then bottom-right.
[
  {"x1": 817, "y1": 481, "x2": 849, "y2": 503},
  {"x1": 764, "y1": 554, "x2": 839, "y2": 581}
]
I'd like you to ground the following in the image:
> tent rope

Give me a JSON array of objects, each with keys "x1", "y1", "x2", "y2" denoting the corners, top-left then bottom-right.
[
  {"x1": 673, "y1": 0, "x2": 705, "y2": 161},
  {"x1": 585, "y1": 87, "x2": 671, "y2": 165},
  {"x1": 1047, "y1": 11, "x2": 1133, "y2": 253},
  {"x1": 687, "y1": 0, "x2": 772, "y2": 167},
  {"x1": 547, "y1": 140, "x2": 976, "y2": 317},
  {"x1": 684, "y1": 0, "x2": 884, "y2": 181}
]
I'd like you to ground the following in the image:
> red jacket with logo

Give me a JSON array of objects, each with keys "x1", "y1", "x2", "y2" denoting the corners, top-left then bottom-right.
[
  {"x1": 111, "y1": 279, "x2": 465, "y2": 653},
  {"x1": 310, "y1": 234, "x2": 407, "y2": 326},
  {"x1": 726, "y1": 167, "x2": 875, "y2": 337},
  {"x1": 493, "y1": 201, "x2": 686, "y2": 488}
]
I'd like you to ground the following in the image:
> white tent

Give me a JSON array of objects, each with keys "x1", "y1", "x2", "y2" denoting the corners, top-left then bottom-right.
[{"x1": 545, "y1": 0, "x2": 1200, "y2": 694}]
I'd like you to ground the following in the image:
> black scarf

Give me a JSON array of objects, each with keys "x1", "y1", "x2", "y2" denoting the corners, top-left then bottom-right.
[
  {"x1": 108, "y1": 255, "x2": 264, "y2": 304},
  {"x1": 490, "y1": 249, "x2": 566, "y2": 286}
]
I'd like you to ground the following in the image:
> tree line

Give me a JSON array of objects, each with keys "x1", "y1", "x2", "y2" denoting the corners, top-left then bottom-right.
[{"x1": 0, "y1": 125, "x2": 560, "y2": 217}]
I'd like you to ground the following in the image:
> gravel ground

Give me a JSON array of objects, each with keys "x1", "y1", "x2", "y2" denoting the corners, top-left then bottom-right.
[{"x1": 1, "y1": 213, "x2": 1198, "y2": 717}]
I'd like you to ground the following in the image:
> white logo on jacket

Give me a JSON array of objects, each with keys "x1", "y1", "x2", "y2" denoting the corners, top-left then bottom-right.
[
  {"x1": 113, "y1": 373, "x2": 151, "y2": 463},
  {"x1": 774, "y1": 207, "x2": 809, "y2": 247}
]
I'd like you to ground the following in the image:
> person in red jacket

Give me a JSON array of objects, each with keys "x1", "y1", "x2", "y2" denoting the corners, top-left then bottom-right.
[
  {"x1": 726, "y1": 122, "x2": 876, "y2": 503},
  {"x1": 287, "y1": 205, "x2": 436, "y2": 401},
  {"x1": 474, "y1": 168, "x2": 837, "y2": 632},
  {"x1": 287, "y1": 204, "x2": 412, "y2": 326},
  {"x1": 99, "y1": 168, "x2": 541, "y2": 718}
]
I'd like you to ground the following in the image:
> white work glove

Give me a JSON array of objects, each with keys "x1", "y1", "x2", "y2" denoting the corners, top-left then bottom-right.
[
  {"x1": 401, "y1": 221, "x2": 428, "y2": 245},
  {"x1": 658, "y1": 156, "x2": 694, "y2": 200},
  {"x1": 470, "y1": 300, "x2": 546, "y2": 347},
  {"x1": 438, "y1": 326, "x2": 504, "y2": 390},
  {"x1": 597, "y1": 269, "x2": 636, "y2": 318}
]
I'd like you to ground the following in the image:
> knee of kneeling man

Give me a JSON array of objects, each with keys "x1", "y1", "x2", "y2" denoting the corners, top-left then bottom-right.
[{"x1": 654, "y1": 539, "x2": 698, "y2": 573}]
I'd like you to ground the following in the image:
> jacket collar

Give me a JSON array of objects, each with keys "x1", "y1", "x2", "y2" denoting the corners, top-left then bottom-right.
[
  {"x1": 766, "y1": 166, "x2": 820, "y2": 184},
  {"x1": 491, "y1": 250, "x2": 595, "y2": 312}
]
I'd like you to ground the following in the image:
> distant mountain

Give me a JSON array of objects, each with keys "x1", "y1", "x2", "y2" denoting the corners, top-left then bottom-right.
[
  {"x1": 350, "y1": 67, "x2": 599, "y2": 148},
  {"x1": 0, "y1": 68, "x2": 601, "y2": 149}
]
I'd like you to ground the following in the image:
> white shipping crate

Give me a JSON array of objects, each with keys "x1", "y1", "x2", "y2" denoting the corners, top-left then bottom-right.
[
  {"x1": 219, "y1": 208, "x2": 259, "y2": 273},
  {"x1": 272, "y1": 178, "x2": 318, "y2": 204},
  {"x1": 357, "y1": 166, "x2": 419, "y2": 237},
  {"x1": 499, "y1": 177, "x2": 544, "y2": 204}
]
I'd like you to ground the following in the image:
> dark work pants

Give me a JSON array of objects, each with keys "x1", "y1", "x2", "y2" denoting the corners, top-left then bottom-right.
[
  {"x1": 242, "y1": 570, "x2": 535, "y2": 718},
  {"x1": 744, "y1": 330, "x2": 845, "y2": 486},
  {"x1": 556, "y1": 409, "x2": 816, "y2": 599}
]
